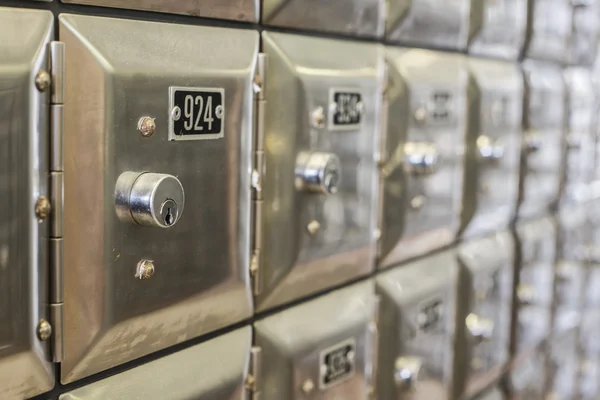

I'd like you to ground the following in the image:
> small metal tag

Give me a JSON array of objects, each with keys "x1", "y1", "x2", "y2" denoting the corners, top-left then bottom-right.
[
  {"x1": 319, "y1": 338, "x2": 356, "y2": 389},
  {"x1": 168, "y1": 86, "x2": 225, "y2": 141},
  {"x1": 329, "y1": 88, "x2": 363, "y2": 130}
]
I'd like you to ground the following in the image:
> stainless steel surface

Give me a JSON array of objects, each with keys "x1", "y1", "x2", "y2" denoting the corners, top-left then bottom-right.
[
  {"x1": 386, "y1": 0, "x2": 470, "y2": 50},
  {"x1": 461, "y1": 58, "x2": 522, "y2": 238},
  {"x1": 457, "y1": 231, "x2": 513, "y2": 398},
  {"x1": 254, "y1": 280, "x2": 377, "y2": 399},
  {"x1": 375, "y1": 250, "x2": 457, "y2": 400},
  {"x1": 524, "y1": 0, "x2": 572, "y2": 62},
  {"x1": 545, "y1": 329, "x2": 579, "y2": 400},
  {"x1": 59, "y1": 14, "x2": 256, "y2": 383},
  {"x1": 568, "y1": 0, "x2": 600, "y2": 66},
  {"x1": 0, "y1": 6, "x2": 55, "y2": 399},
  {"x1": 257, "y1": 32, "x2": 381, "y2": 311},
  {"x1": 379, "y1": 48, "x2": 466, "y2": 267},
  {"x1": 468, "y1": 0, "x2": 527, "y2": 60},
  {"x1": 262, "y1": 0, "x2": 384, "y2": 37},
  {"x1": 61, "y1": 0, "x2": 259, "y2": 22},
  {"x1": 519, "y1": 60, "x2": 565, "y2": 219},
  {"x1": 60, "y1": 326, "x2": 252, "y2": 400},
  {"x1": 507, "y1": 347, "x2": 546, "y2": 399}
]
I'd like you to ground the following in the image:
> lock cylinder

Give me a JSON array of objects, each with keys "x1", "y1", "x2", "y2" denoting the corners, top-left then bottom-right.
[
  {"x1": 295, "y1": 151, "x2": 341, "y2": 195},
  {"x1": 115, "y1": 171, "x2": 185, "y2": 228}
]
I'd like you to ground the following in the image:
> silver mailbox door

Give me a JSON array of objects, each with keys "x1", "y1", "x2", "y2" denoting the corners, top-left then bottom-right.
[
  {"x1": 379, "y1": 48, "x2": 466, "y2": 267},
  {"x1": 519, "y1": 61, "x2": 564, "y2": 219},
  {"x1": 59, "y1": 14, "x2": 256, "y2": 383},
  {"x1": 386, "y1": 0, "x2": 470, "y2": 50},
  {"x1": 376, "y1": 251, "x2": 457, "y2": 400},
  {"x1": 525, "y1": 0, "x2": 572, "y2": 62},
  {"x1": 60, "y1": 326, "x2": 251, "y2": 400},
  {"x1": 457, "y1": 231, "x2": 513, "y2": 398},
  {"x1": 546, "y1": 329, "x2": 579, "y2": 400},
  {"x1": 468, "y1": 0, "x2": 527, "y2": 60},
  {"x1": 262, "y1": 0, "x2": 384, "y2": 37},
  {"x1": 563, "y1": 68, "x2": 595, "y2": 203},
  {"x1": 568, "y1": 0, "x2": 600, "y2": 66},
  {"x1": 462, "y1": 59, "x2": 522, "y2": 238},
  {"x1": 258, "y1": 32, "x2": 381, "y2": 311},
  {"x1": 254, "y1": 281, "x2": 377, "y2": 400},
  {"x1": 0, "y1": 7, "x2": 55, "y2": 399},
  {"x1": 61, "y1": 0, "x2": 259, "y2": 22},
  {"x1": 508, "y1": 348, "x2": 546, "y2": 399}
]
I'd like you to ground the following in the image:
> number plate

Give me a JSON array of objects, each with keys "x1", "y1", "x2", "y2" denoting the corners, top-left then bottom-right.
[
  {"x1": 416, "y1": 298, "x2": 445, "y2": 334},
  {"x1": 168, "y1": 87, "x2": 225, "y2": 141},
  {"x1": 329, "y1": 89, "x2": 363, "y2": 130},
  {"x1": 319, "y1": 338, "x2": 356, "y2": 389},
  {"x1": 428, "y1": 91, "x2": 453, "y2": 124}
]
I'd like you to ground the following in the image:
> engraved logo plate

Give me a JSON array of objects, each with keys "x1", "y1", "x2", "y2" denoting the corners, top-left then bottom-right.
[
  {"x1": 329, "y1": 88, "x2": 363, "y2": 130},
  {"x1": 319, "y1": 338, "x2": 356, "y2": 389},
  {"x1": 168, "y1": 87, "x2": 224, "y2": 141}
]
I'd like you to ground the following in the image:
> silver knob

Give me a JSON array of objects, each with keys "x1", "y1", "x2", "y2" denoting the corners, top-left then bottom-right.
[
  {"x1": 403, "y1": 142, "x2": 438, "y2": 176},
  {"x1": 295, "y1": 151, "x2": 341, "y2": 195},
  {"x1": 477, "y1": 135, "x2": 504, "y2": 163},
  {"x1": 394, "y1": 356, "x2": 422, "y2": 391},
  {"x1": 115, "y1": 172, "x2": 185, "y2": 228},
  {"x1": 465, "y1": 313, "x2": 494, "y2": 344}
]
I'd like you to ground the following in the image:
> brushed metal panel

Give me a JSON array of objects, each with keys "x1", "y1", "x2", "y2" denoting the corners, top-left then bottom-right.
[
  {"x1": 258, "y1": 32, "x2": 381, "y2": 311},
  {"x1": 473, "y1": 387, "x2": 504, "y2": 400},
  {"x1": 457, "y1": 231, "x2": 513, "y2": 398},
  {"x1": 254, "y1": 280, "x2": 377, "y2": 400},
  {"x1": 507, "y1": 348, "x2": 546, "y2": 399},
  {"x1": 468, "y1": 0, "x2": 527, "y2": 60},
  {"x1": 524, "y1": 0, "x2": 572, "y2": 63},
  {"x1": 60, "y1": 327, "x2": 251, "y2": 400},
  {"x1": 59, "y1": 14, "x2": 256, "y2": 383},
  {"x1": 379, "y1": 48, "x2": 466, "y2": 267},
  {"x1": 568, "y1": 0, "x2": 600, "y2": 66},
  {"x1": 519, "y1": 60, "x2": 565, "y2": 220},
  {"x1": 376, "y1": 251, "x2": 457, "y2": 400},
  {"x1": 262, "y1": 0, "x2": 384, "y2": 37},
  {"x1": 386, "y1": 0, "x2": 470, "y2": 50},
  {"x1": 546, "y1": 329, "x2": 579, "y2": 400},
  {"x1": 61, "y1": 0, "x2": 259, "y2": 22},
  {"x1": 462, "y1": 59, "x2": 522, "y2": 238},
  {"x1": 0, "y1": 7, "x2": 55, "y2": 399}
]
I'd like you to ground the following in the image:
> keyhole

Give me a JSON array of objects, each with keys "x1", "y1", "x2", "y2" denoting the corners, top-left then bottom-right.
[
  {"x1": 165, "y1": 207, "x2": 174, "y2": 226},
  {"x1": 159, "y1": 199, "x2": 178, "y2": 228}
]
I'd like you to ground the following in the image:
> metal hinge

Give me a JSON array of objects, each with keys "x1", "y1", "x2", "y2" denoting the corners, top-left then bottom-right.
[
  {"x1": 245, "y1": 346, "x2": 262, "y2": 400},
  {"x1": 368, "y1": 295, "x2": 381, "y2": 400},
  {"x1": 250, "y1": 53, "x2": 267, "y2": 297},
  {"x1": 375, "y1": 62, "x2": 390, "y2": 260},
  {"x1": 49, "y1": 41, "x2": 65, "y2": 363}
]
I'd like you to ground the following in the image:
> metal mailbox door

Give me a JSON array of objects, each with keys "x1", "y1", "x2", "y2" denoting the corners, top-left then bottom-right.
[
  {"x1": 461, "y1": 59, "x2": 522, "y2": 238},
  {"x1": 568, "y1": 0, "x2": 600, "y2": 66},
  {"x1": 60, "y1": 0, "x2": 259, "y2": 22},
  {"x1": 59, "y1": 327, "x2": 252, "y2": 400},
  {"x1": 254, "y1": 281, "x2": 378, "y2": 400},
  {"x1": 375, "y1": 251, "x2": 457, "y2": 400},
  {"x1": 386, "y1": 0, "x2": 471, "y2": 50},
  {"x1": 59, "y1": 14, "x2": 257, "y2": 383},
  {"x1": 0, "y1": 7, "x2": 55, "y2": 399},
  {"x1": 519, "y1": 61, "x2": 565, "y2": 219},
  {"x1": 563, "y1": 68, "x2": 595, "y2": 203},
  {"x1": 514, "y1": 217, "x2": 556, "y2": 354},
  {"x1": 457, "y1": 231, "x2": 513, "y2": 398},
  {"x1": 257, "y1": 32, "x2": 382, "y2": 312},
  {"x1": 524, "y1": 0, "x2": 572, "y2": 62},
  {"x1": 546, "y1": 330, "x2": 579, "y2": 400},
  {"x1": 468, "y1": 0, "x2": 527, "y2": 60},
  {"x1": 261, "y1": 0, "x2": 384, "y2": 37},
  {"x1": 507, "y1": 349, "x2": 546, "y2": 400},
  {"x1": 379, "y1": 48, "x2": 466, "y2": 267}
]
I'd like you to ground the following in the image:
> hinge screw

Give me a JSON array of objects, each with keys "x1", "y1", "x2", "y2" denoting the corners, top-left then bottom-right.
[
  {"x1": 135, "y1": 259, "x2": 155, "y2": 280},
  {"x1": 35, "y1": 70, "x2": 51, "y2": 92},
  {"x1": 301, "y1": 379, "x2": 315, "y2": 395},
  {"x1": 137, "y1": 116, "x2": 156, "y2": 137},
  {"x1": 307, "y1": 220, "x2": 320, "y2": 236},
  {"x1": 35, "y1": 196, "x2": 51, "y2": 221},
  {"x1": 245, "y1": 374, "x2": 256, "y2": 390},
  {"x1": 37, "y1": 319, "x2": 52, "y2": 341}
]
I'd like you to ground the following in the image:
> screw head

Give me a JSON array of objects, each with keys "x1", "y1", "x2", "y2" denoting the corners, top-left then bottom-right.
[
  {"x1": 301, "y1": 379, "x2": 315, "y2": 394},
  {"x1": 311, "y1": 106, "x2": 326, "y2": 128},
  {"x1": 135, "y1": 259, "x2": 155, "y2": 280},
  {"x1": 307, "y1": 220, "x2": 320, "y2": 236},
  {"x1": 171, "y1": 106, "x2": 181, "y2": 121},
  {"x1": 35, "y1": 196, "x2": 51, "y2": 220},
  {"x1": 37, "y1": 319, "x2": 52, "y2": 341},
  {"x1": 138, "y1": 116, "x2": 156, "y2": 137},
  {"x1": 35, "y1": 70, "x2": 51, "y2": 92}
]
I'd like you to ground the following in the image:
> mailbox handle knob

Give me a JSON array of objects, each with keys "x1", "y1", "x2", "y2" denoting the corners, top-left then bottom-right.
[
  {"x1": 477, "y1": 135, "x2": 504, "y2": 163},
  {"x1": 466, "y1": 313, "x2": 495, "y2": 344},
  {"x1": 115, "y1": 171, "x2": 185, "y2": 228},
  {"x1": 523, "y1": 131, "x2": 542, "y2": 154},
  {"x1": 403, "y1": 142, "x2": 439, "y2": 176},
  {"x1": 394, "y1": 356, "x2": 423, "y2": 391},
  {"x1": 295, "y1": 151, "x2": 341, "y2": 195}
]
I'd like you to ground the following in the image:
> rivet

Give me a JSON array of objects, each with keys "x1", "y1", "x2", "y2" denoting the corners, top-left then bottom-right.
[
  {"x1": 413, "y1": 106, "x2": 427, "y2": 123},
  {"x1": 135, "y1": 259, "x2": 155, "y2": 280},
  {"x1": 37, "y1": 319, "x2": 52, "y2": 341},
  {"x1": 410, "y1": 195, "x2": 426, "y2": 210},
  {"x1": 35, "y1": 196, "x2": 51, "y2": 220},
  {"x1": 307, "y1": 220, "x2": 320, "y2": 236},
  {"x1": 170, "y1": 106, "x2": 181, "y2": 121},
  {"x1": 137, "y1": 116, "x2": 156, "y2": 137},
  {"x1": 35, "y1": 70, "x2": 51, "y2": 92},
  {"x1": 301, "y1": 379, "x2": 315, "y2": 394},
  {"x1": 311, "y1": 106, "x2": 326, "y2": 128}
]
